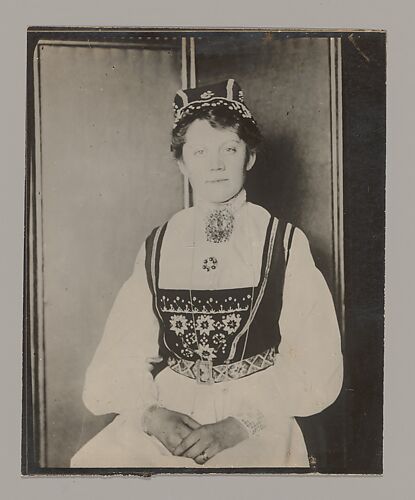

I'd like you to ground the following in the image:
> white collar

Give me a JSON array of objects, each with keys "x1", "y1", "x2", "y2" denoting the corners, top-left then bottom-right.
[
  {"x1": 194, "y1": 189, "x2": 247, "y2": 217},
  {"x1": 193, "y1": 190, "x2": 247, "y2": 244}
]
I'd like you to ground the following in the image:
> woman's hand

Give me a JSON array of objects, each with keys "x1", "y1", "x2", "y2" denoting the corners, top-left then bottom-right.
[
  {"x1": 143, "y1": 406, "x2": 201, "y2": 454},
  {"x1": 172, "y1": 416, "x2": 249, "y2": 464}
]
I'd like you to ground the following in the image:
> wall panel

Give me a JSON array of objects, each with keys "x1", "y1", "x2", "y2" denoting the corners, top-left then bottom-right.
[{"x1": 36, "y1": 43, "x2": 182, "y2": 466}]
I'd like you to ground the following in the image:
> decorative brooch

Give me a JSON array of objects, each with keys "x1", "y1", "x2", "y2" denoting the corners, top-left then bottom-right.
[
  {"x1": 202, "y1": 257, "x2": 218, "y2": 272},
  {"x1": 204, "y1": 208, "x2": 234, "y2": 243}
]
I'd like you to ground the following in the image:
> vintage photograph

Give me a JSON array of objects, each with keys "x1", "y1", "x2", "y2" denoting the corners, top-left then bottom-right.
[{"x1": 23, "y1": 28, "x2": 385, "y2": 474}]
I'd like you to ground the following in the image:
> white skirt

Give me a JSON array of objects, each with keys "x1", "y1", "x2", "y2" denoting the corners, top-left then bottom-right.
[{"x1": 71, "y1": 367, "x2": 310, "y2": 468}]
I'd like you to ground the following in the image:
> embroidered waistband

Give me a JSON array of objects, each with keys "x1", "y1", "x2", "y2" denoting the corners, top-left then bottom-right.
[{"x1": 167, "y1": 347, "x2": 276, "y2": 384}]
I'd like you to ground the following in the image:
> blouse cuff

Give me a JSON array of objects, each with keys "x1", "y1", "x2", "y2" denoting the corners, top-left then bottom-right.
[{"x1": 233, "y1": 409, "x2": 266, "y2": 437}]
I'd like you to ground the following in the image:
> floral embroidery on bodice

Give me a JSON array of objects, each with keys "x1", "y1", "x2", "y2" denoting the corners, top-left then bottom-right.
[{"x1": 157, "y1": 288, "x2": 254, "y2": 363}]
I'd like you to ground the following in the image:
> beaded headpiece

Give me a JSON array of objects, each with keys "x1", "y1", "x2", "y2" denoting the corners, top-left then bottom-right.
[{"x1": 172, "y1": 79, "x2": 256, "y2": 129}]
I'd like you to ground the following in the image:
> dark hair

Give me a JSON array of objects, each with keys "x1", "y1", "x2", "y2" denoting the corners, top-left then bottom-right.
[{"x1": 171, "y1": 106, "x2": 263, "y2": 161}]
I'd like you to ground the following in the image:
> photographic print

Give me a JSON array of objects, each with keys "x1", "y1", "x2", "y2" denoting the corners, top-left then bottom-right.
[{"x1": 23, "y1": 28, "x2": 385, "y2": 475}]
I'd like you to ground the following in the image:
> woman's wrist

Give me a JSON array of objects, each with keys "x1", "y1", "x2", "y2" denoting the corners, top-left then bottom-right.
[{"x1": 141, "y1": 404, "x2": 161, "y2": 435}]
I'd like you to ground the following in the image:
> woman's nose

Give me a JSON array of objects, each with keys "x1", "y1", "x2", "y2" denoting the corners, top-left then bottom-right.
[{"x1": 209, "y1": 152, "x2": 225, "y2": 171}]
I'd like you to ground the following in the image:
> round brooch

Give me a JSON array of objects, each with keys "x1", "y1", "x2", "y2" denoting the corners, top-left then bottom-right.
[{"x1": 202, "y1": 257, "x2": 218, "y2": 272}]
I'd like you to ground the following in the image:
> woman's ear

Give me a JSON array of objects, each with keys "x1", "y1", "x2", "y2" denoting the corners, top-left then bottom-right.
[{"x1": 246, "y1": 151, "x2": 257, "y2": 172}]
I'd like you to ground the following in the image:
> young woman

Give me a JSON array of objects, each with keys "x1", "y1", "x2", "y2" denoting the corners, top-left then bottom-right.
[{"x1": 71, "y1": 79, "x2": 343, "y2": 468}]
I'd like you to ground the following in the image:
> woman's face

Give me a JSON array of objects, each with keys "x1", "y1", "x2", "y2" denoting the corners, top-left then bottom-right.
[{"x1": 178, "y1": 119, "x2": 256, "y2": 204}]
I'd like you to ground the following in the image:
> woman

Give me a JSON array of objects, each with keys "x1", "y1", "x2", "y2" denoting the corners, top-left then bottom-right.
[{"x1": 71, "y1": 79, "x2": 343, "y2": 468}]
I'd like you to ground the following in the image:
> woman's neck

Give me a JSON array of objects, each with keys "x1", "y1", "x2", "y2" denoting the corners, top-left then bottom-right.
[{"x1": 194, "y1": 189, "x2": 247, "y2": 214}]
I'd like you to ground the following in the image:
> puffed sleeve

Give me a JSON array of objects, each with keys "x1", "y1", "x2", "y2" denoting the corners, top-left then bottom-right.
[
  {"x1": 272, "y1": 227, "x2": 344, "y2": 417},
  {"x1": 232, "y1": 226, "x2": 343, "y2": 437},
  {"x1": 82, "y1": 242, "x2": 161, "y2": 419}
]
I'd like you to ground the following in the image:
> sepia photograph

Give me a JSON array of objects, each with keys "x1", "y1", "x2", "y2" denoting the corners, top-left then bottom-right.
[{"x1": 23, "y1": 28, "x2": 385, "y2": 475}]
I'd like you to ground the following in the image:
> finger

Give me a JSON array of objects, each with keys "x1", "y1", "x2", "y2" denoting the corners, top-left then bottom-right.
[
  {"x1": 157, "y1": 432, "x2": 181, "y2": 454},
  {"x1": 181, "y1": 439, "x2": 210, "y2": 459},
  {"x1": 176, "y1": 422, "x2": 195, "y2": 440},
  {"x1": 181, "y1": 414, "x2": 201, "y2": 430},
  {"x1": 204, "y1": 443, "x2": 221, "y2": 461},
  {"x1": 173, "y1": 430, "x2": 201, "y2": 456},
  {"x1": 194, "y1": 443, "x2": 219, "y2": 464}
]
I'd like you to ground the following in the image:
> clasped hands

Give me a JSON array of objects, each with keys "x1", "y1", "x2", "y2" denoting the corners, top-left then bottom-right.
[{"x1": 143, "y1": 406, "x2": 249, "y2": 464}]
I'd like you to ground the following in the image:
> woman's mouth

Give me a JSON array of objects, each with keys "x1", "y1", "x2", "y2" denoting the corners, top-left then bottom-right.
[{"x1": 206, "y1": 178, "x2": 228, "y2": 183}]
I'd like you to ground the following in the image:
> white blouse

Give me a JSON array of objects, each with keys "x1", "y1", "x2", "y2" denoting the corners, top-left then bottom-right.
[{"x1": 80, "y1": 190, "x2": 343, "y2": 466}]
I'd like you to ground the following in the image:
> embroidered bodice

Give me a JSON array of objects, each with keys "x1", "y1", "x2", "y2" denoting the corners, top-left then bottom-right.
[{"x1": 145, "y1": 214, "x2": 290, "y2": 366}]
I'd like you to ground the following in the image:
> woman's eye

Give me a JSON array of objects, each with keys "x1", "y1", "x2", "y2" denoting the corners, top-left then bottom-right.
[
  {"x1": 224, "y1": 146, "x2": 237, "y2": 153},
  {"x1": 194, "y1": 149, "x2": 205, "y2": 156}
]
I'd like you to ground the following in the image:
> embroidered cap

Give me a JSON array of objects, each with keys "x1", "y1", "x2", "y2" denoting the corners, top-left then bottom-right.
[{"x1": 173, "y1": 79, "x2": 256, "y2": 129}]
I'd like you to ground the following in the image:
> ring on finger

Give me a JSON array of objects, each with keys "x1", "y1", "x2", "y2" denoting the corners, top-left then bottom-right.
[{"x1": 200, "y1": 451, "x2": 209, "y2": 463}]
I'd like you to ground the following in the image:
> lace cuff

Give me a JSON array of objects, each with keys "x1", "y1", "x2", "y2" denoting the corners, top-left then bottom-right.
[{"x1": 234, "y1": 409, "x2": 266, "y2": 437}]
